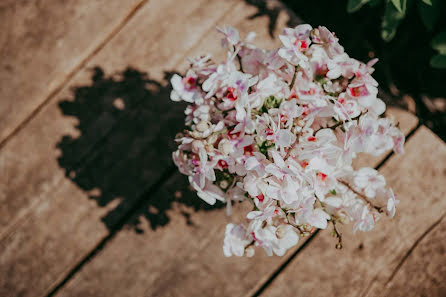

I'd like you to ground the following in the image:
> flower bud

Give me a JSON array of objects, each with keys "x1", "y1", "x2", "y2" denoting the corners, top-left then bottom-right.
[
  {"x1": 191, "y1": 140, "x2": 204, "y2": 154},
  {"x1": 190, "y1": 130, "x2": 202, "y2": 139},
  {"x1": 205, "y1": 144, "x2": 214, "y2": 153},
  {"x1": 218, "y1": 139, "x2": 234, "y2": 155},
  {"x1": 196, "y1": 120, "x2": 210, "y2": 132},
  {"x1": 208, "y1": 134, "x2": 218, "y2": 145}
]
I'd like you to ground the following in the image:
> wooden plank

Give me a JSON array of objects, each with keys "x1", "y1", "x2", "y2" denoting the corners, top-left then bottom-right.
[
  {"x1": 53, "y1": 109, "x2": 417, "y2": 297},
  {"x1": 259, "y1": 126, "x2": 446, "y2": 297},
  {"x1": 0, "y1": 0, "x2": 215, "y2": 239},
  {"x1": 0, "y1": 1, "x2": 419, "y2": 296},
  {"x1": 0, "y1": 0, "x2": 145, "y2": 144},
  {"x1": 0, "y1": 0, "x2": 242, "y2": 296},
  {"x1": 365, "y1": 216, "x2": 446, "y2": 297},
  {"x1": 49, "y1": 100, "x2": 417, "y2": 297}
]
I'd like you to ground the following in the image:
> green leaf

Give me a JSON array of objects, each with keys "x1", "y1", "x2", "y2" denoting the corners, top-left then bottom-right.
[
  {"x1": 347, "y1": 0, "x2": 371, "y2": 13},
  {"x1": 381, "y1": 0, "x2": 407, "y2": 41},
  {"x1": 430, "y1": 54, "x2": 446, "y2": 68},
  {"x1": 368, "y1": 0, "x2": 383, "y2": 7},
  {"x1": 431, "y1": 32, "x2": 446, "y2": 54},
  {"x1": 422, "y1": 0, "x2": 432, "y2": 5},
  {"x1": 417, "y1": 0, "x2": 440, "y2": 31},
  {"x1": 391, "y1": 0, "x2": 403, "y2": 12}
]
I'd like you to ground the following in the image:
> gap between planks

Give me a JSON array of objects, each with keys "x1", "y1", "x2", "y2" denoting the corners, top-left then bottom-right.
[
  {"x1": 385, "y1": 211, "x2": 446, "y2": 285},
  {"x1": 0, "y1": 0, "x2": 241, "y2": 245},
  {"x1": 2, "y1": 1, "x2": 420, "y2": 295},
  {"x1": 46, "y1": 166, "x2": 177, "y2": 297},
  {"x1": 42, "y1": 2, "x2": 243, "y2": 296},
  {"x1": 250, "y1": 121, "x2": 423, "y2": 297},
  {"x1": 0, "y1": 0, "x2": 149, "y2": 247},
  {"x1": 45, "y1": 113, "x2": 420, "y2": 297},
  {"x1": 0, "y1": 0, "x2": 149, "y2": 151}
]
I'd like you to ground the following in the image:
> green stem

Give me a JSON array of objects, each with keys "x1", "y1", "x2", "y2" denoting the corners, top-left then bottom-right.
[
  {"x1": 289, "y1": 65, "x2": 299, "y2": 90},
  {"x1": 237, "y1": 54, "x2": 244, "y2": 73},
  {"x1": 337, "y1": 179, "x2": 383, "y2": 212},
  {"x1": 331, "y1": 219, "x2": 343, "y2": 249},
  {"x1": 315, "y1": 113, "x2": 362, "y2": 133}
]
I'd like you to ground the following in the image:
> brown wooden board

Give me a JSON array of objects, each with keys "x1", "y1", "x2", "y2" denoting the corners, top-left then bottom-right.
[
  {"x1": 0, "y1": 0, "x2": 146, "y2": 145},
  {"x1": 365, "y1": 215, "x2": 446, "y2": 297},
  {"x1": 260, "y1": 126, "x2": 446, "y2": 297},
  {"x1": 0, "y1": 1, "x2": 421, "y2": 296},
  {"x1": 0, "y1": 1, "x2": 298, "y2": 296},
  {"x1": 51, "y1": 109, "x2": 417, "y2": 297},
  {"x1": 0, "y1": 0, "x2": 243, "y2": 296},
  {"x1": 0, "y1": 0, "x2": 227, "y2": 241}
]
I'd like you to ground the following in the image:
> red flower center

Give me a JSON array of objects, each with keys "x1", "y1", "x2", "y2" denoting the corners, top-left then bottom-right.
[
  {"x1": 348, "y1": 84, "x2": 369, "y2": 97},
  {"x1": 294, "y1": 39, "x2": 308, "y2": 51},
  {"x1": 300, "y1": 161, "x2": 309, "y2": 168},
  {"x1": 218, "y1": 159, "x2": 228, "y2": 169},
  {"x1": 256, "y1": 193, "x2": 265, "y2": 202},
  {"x1": 266, "y1": 128, "x2": 274, "y2": 137},
  {"x1": 317, "y1": 172, "x2": 327, "y2": 181},
  {"x1": 227, "y1": 128, "x2": 241, "y2": 140},
  {"x1": 225, "y1": 87, "x2": 238, "y2": 101},
  {"x1": 288, "y1": 89, "x2": 298, "y2": 100},
  {"x1": 243, "y1": 145, "x2": 254, "y2": 156},
  {"x1": 184, "y1": 76, "x2": 196, "y2": 90},
  {"x1": 301, "y1": 88, "x2": 316, "y2": 96},
  {"x1": 280, "y1": 114, "x2": 288, "y2": 123},
  {"x1": 316, "y1": 64, "x2": 329, "y2": 76},
  {"x1": 307, "y1": 136, "x2": 317, "y2": 142}
]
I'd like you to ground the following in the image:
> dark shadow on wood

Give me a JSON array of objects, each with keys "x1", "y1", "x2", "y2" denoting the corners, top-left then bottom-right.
[
  {"x1": 56, "y1": 67, "x2": 223, "y2": 233},
  {"x1": 244, "y1": 0, "x2": 301, "y2": 37}
]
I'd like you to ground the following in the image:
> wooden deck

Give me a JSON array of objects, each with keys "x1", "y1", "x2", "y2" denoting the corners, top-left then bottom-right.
[{"x1": 0, "y1": 1, "x2": 445, "y2": 296}]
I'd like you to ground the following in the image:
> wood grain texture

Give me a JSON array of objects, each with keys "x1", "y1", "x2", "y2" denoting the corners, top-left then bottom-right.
[
  {"x1": 50, "y1": 111, "x2": 417, "y2": 297},
  {"x1": 0, "y1": 0, "x2": 242, "y2": 296},
  {"x1": 260, "y1": 126, "x2": 446, "y2": 297},
  {"x1": 0, "y1": 1, "x2": 423, "y2": 296},
  {"x1": 0, "y1": 0, "x2": 231, "y2": 237},
  {"x1": 0, "y1": 0, "x2": 146, "y2": 144},
  {"x1": 365, "y1": 215, "x2": 446, "y2": 297},
  {"x1": 52, "y1": 110, "x2": 417, "y2": 297}
]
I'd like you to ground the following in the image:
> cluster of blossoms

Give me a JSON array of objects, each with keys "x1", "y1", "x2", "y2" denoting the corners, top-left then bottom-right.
[{"x1": 171, "y1": 25, "x2": 404, "y2": 257}]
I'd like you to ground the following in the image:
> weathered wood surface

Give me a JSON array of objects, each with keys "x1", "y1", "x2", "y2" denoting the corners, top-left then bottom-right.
[
  {"x1": 0, "y1": 0, "x2": 226, "y2": 239},
  {"x1": 260, "y1": 126, "x2": 446, "y2": 297},
  {"x1": 366, "y1": 215, "x2": 446, "y2": 297},
  {"x1": 46, "y1": 108, "x2": 416, "y2": 297},
  {"x1": 50, "y1": 109, "x2": 417, "y2": 297},
  {"x1": 0, "y1": 0, "x2": 146, "y2": 145},
  {"x1": 0, "y1": 0, "x2": 442, "y2": 296},
  {"x1": 0, "y1": 0, "x2": 240, "y2": 296},
  {"x1": 0, "y1": 1, "x2": 296, "y2": 296},
  {"x1": 380, "y1": 217, "x2": 445, "y2": 296}
]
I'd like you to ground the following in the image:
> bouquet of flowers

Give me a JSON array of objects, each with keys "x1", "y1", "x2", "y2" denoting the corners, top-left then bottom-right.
[{"x1": 171, "y1": 24, "x2": 404, "y2": 257}]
